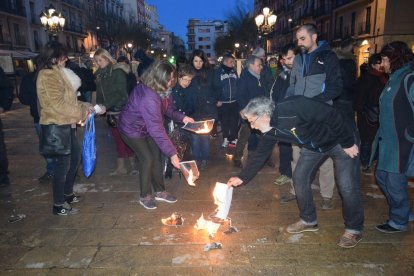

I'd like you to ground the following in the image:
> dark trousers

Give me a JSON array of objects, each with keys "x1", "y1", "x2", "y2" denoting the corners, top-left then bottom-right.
[
  {"x1": 375, "y1": 170, "x2": 411, "y2": 230},
  {"x1": 293, "y1": 145, "x2": 364, "y2": 232},
  {"x1": 0, "y1": 118, "x2": 8, "y2": 178},
  {"x1": 234, "y1": 121, "x2": 260, "y2": 161},
  {"x1": 51, "y1": 128, "x2": 81, "y2": 205},
  {"x1": 279, "y1": 142, "x2": 292, "y2": 177},
  {"x1": 122, "y1": 135, "x2": 165, "y2": 197},
  {"x1": 191, "y1": 133, "x2": 210, "y2": 161},
  {"x1": 218, "y1": 102, "x2": 239, "y2": 141}
]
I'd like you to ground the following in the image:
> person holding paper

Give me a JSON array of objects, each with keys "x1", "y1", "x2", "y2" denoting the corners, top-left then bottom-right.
[
  {"x1": 227, "y1": 96, "x2": 364, "y2": 248},
  {"x1": 118, "y1": 61, "x2": 194, "y2": 210}
]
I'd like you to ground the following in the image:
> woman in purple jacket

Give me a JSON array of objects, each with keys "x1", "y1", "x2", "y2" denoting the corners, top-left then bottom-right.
[{"x1": 118, "y1": 60, "x2": 194, "y2": 210}]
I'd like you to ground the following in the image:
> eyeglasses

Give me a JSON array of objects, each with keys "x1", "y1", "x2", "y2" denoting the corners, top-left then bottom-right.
[{"x1": 248, "y1": 115, "x2": 261, "y2": 125}]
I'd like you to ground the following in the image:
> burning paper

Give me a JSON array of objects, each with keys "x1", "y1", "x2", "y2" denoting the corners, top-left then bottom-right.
[
  {"x1": 213, "y1": 182, "x2": 233, "y2": 220},
  {"x1": 179, "y1": 161, "x2": 200, "y2": 186},
  {"x1": 194, "y1": 213, "x2": 221, "y2": 236},
  {"x1": 182, "y1": 119, "x2": 215, "y2": 134},
  {"x1": 161, "y1": 212, "x2": 184, "y2": 226}
]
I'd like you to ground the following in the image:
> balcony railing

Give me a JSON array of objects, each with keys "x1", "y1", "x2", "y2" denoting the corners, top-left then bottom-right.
[
  {"x1": 65, "y1": 23, "x2": 87, "y2": 35},
  {"x1": 358, "y1": 22, "x2": 371, "y2": 35},
  {"x1": 0, "y1": 2, "x2": 27, "y2": 18}
]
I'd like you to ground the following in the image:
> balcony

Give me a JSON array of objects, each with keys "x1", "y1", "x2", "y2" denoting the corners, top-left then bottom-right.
[
  {"x1": 334, "y1": 0, "x2": 356, "y2": 8},
  {"x1": 62, "y1": 0, "x2": 84, "y2": 10},
  {"x1": 314, "y1": 5, "x2": 332, "y2": 17},
  {"x1": 358, "y1": 22, "x2": 371, "y2": 35},
  {"x1": 0, "y1": 2, "x2": 26, "y2": 18}
]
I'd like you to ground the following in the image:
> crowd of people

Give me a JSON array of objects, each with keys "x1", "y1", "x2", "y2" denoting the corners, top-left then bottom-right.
[{"x1": 0, "y1": 23, "x2": 413, "y2": 249}]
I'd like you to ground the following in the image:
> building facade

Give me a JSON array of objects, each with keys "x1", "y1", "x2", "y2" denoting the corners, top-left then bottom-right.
[
  {"x1": 186, "y1": 19, "x2": 229, "y2": 60},
  {"x1": 254, "y1": 0, "x2": 414, "y2": 71}
]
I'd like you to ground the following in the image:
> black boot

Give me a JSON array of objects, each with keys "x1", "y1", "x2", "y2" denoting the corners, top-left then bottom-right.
[{"x1": 165, "y1": 160, "x2": 173, "y2": 179}]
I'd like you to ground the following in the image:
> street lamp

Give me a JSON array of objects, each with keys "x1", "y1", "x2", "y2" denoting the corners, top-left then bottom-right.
[
  {"x1": 39, "y1": 4, "x2": 65, "y2": 36},
  {"x1": 255, "y1": 7, "x2": 277, "y2": 35},
  {"x1": 127, "y1": 43, "x2": 133, "y2": 61},
  {"x1": 234, "y1": 43, "x2": 240, "y2": 48}
]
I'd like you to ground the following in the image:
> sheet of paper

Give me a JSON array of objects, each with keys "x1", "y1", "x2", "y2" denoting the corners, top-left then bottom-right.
[
  {"x1": 179, "y1": 161, "x2": 199, "y2": 186},
  {"x1": 213, "y1": 182, "x2": 233, "y2": 219},
  {"x1": 182, "y1": 119, "x2": 215, "y2": 134}
]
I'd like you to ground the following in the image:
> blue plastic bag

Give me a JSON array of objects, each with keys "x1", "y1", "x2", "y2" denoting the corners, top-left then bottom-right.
[{"x1": 83, "y1": 115, "x2": 96, "y2": 177}]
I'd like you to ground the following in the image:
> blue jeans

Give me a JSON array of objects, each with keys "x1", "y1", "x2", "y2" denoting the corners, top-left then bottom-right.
[
  {"x1": 51, "y1": 128, "x2": 81, "y2": 205},
  {"x1": 191, "y1": 133, "x2": 210, "y2": 161},
  {"x1": 375, "y1": 170, "x2": 411, "y2": 230},
  {"x1": 293, "y1": 145, "x2": 364, "y2": 233},
  {"x1": 35, "y1": 123, "x2": 55, "y2": 175}
]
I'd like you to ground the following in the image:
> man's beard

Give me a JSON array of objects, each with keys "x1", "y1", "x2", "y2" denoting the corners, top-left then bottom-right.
[{"x1": 299, "y1": 46, "x2": 309, "y2": 54}]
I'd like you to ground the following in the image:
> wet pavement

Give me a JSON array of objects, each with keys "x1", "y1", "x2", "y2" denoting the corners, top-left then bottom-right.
[{"x1": 1, "y1": 103, "x2": 413, "y2": 275}]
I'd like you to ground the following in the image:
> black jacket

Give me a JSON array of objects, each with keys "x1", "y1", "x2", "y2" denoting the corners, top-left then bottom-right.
[
  {"x1": 271, "y1": 69, "x2": 290, "y2": 103},
  {"x1": 18, "y1": 72, "x2": 39, "y2": 123},
  {"x1": 237, "y1": 69, "x2": 266, "y2": 111},
  {"x1": 171, "y1": 83, "x2": 194, "y2": 117},
  {"x1": 184, "y1": 69, "x2": 218, "y2": 120},
  {"x1": 213, "y1": 64, "x2": 238, "y2": 102},
  {"x1": 239, "y1": 96, "x2": 354, "y2": 182}
]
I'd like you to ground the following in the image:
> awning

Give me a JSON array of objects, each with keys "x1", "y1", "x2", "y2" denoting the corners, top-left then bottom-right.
[{"x1": 0, "y1": 49, "x2": 38, "y2": 59}]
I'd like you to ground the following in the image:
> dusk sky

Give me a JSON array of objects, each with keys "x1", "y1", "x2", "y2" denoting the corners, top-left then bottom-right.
[{"x1": 146, "y1": 0, "x2": 253, "y2": 43}]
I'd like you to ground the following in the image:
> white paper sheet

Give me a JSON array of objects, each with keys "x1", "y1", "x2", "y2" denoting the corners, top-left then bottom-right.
[{"x1": 213, "y1": 182, "x2": 233, "y2": 219}]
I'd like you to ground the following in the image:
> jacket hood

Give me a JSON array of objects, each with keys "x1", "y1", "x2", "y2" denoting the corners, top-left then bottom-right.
[
  {"x1": 114, "y1": 63, "x2": 131, "y2": 74},
  {"x1": 334, "y1": 48, "x2": 355, "y2": 60}
]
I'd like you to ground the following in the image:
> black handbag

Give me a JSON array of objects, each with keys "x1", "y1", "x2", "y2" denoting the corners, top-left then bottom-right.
[
  {"x1": 106, "y1": 114, "x2": 117, "y2": 128},
  {"x1": 39, "y1": 124, "x2": 72, "y2": 156}
]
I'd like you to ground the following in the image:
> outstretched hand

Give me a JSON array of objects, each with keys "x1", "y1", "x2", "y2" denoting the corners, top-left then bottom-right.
[{"x1": 227, "y1": 177, "x2": 243, "y2": 187}]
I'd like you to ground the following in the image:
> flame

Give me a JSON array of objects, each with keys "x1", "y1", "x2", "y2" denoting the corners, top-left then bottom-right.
[
  {"x1": 195, "y1": 121, "x2": 210, "y2": 134},
  {"x1": 194, "y1": 213, "x2": 207, "y2": 229},
  {"x1": 187, "y1": 169, "x2": 196, "y2": 186},
  {"x1": 194, "y1": 213, "x2": 220, "y2": 236}
]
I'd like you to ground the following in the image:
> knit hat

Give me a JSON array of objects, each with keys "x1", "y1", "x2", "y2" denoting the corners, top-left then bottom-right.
[{"x1": 252, "y1": 47, "x2": 265, "y2": 58}]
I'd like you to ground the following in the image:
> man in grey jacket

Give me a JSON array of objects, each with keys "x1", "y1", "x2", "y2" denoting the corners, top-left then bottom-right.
[{"x1": 285, "y1": 24, "x2": 344, "y2": 210}]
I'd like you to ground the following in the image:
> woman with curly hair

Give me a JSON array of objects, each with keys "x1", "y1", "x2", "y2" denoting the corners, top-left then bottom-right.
[{"x1": 373, "y1": 41, "x2": 414, "y2": 233}]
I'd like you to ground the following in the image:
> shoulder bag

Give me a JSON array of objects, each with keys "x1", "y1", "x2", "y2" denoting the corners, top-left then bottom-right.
[{"x1": 39, "y1": 124, "x2": 71, "y2": 156}]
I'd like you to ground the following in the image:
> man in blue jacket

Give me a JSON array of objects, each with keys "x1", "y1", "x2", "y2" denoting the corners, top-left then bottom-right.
[{"x1": 213, "y1": 53, "x2": 239, "y2": 147}]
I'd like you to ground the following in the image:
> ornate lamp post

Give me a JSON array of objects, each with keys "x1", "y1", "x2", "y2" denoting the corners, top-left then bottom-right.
[
  {"x1": 255, "y1": 7, "x2": 277, "y2": 35},
  {"x1": 39, "y1": 4, "x2": 65, "y2": 37}
]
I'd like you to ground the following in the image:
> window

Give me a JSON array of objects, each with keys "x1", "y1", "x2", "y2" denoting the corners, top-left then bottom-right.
[
  {"x1": 351, "y1": 12, "x2": 356, "y2": 35},
  {"x1": 198, "y1": 37, "x2": 210, "y2": 41},
  {"x1": 206, "y1": 53, "x2": 211, "y2": 57},
  {"x1": 199, "y1": 28, "x2": 210, "y2": 33},
  {"x1": 365, "y1": 7, "x2": 371, "y2": 33},
  {"x1": 206, "y1": 45, "x2": 211, "y2": 49},
  {"x1": 0, "y1": 23, "x2": 3, "y2": 43},
  {"x1": 13, "y1": 23, "x2": 20, "y2": 44},
  {"x1": 33, "y1": 30, "x2": 40, "y2": 50}
]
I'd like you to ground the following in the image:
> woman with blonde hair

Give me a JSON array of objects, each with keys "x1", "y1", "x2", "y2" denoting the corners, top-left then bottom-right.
[
  {"x1": 118, "y1": 60, "x2": 194, "y2": 210},
  {"x1": 94, "y1": 48, "x2": 136, "y2": 175}
]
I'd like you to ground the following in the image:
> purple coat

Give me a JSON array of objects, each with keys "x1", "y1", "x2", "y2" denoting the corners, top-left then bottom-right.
[{"x1": 118, "y1": 83, "x2": 185, "y2": 157}]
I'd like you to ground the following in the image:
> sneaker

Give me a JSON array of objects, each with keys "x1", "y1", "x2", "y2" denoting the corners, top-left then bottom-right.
[
  {"x1": 274, "y1": 175, "x2": 292, "y2": 185},
  {"x1": 38, "y1": 172, "x2": 54, "y2": 183},
  {"x1": 375, "y1": 223, "x2": 405, "y2": 233},
  {"x1": 221, "y1": 138, "x2": 229, "y2": 148},
  {"x1": 337, "y1": 232, "x2": 362, "y2": 248},
  {"x1": 53, "y1": 202, "x2": 79, "y2": 216},
  {"x1": 154, "y1": 191, "x2": 177, "y2": 203},
  {"x1": 287, "y1": 220, "x2": 319, "y2": 234},
  {"x1": 65, "y1": 194, "x2": 81, "y2": 204},
  {"x1": 139, "y1": 195, "x2": 157, "y2": 210},
  {"x1": 233, "y1": 159, "x2": 243, "y2": 168},
  {"x1": 280, "y1": 194, "x2": 297, "y2": 203},
  {"x1": 230, "y1": 139, "x2": 238, "y2": 145},
  {"x1": 320, "y1": 197, "x2": 333, "y2": 210}
]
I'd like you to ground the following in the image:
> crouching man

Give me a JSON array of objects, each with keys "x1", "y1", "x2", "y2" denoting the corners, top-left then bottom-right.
[{"x1": 227, "y1": 96, "x2": 364, "y2": 248}]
